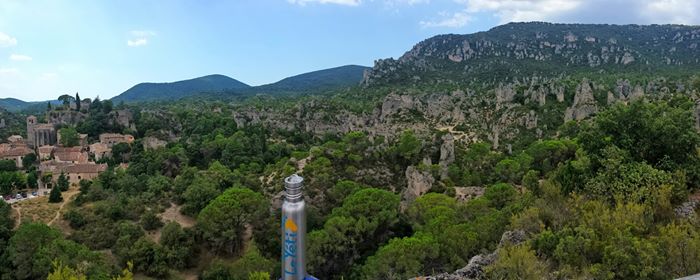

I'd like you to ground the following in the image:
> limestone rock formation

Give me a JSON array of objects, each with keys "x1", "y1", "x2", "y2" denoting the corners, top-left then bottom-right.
[
  {"x1": 565, "y1": 79, "x2": 598, "y2": 121},
  {"x1": 402, "y1": 160, "x2": 435, "y2": 205},
  {"x1": 439, "y1": 133, "x2": 455, "y2": 180}
]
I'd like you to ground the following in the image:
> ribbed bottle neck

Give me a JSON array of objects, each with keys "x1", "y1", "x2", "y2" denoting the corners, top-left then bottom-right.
[{"x1": 284, "y1": 174, "x2": 304, "y2": 202}]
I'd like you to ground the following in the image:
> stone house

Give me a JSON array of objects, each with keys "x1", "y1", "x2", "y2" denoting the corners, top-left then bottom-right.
[
  {"x1": 89, "y1": 142, "x2": 111, "y2": 161},
  {"x1": 99, "y1": 133, "x2": 134, "y2": 147},
  {"x1": 37, "y1": 145, "x2": 55, "y2": 160},
  {"x1": 0, "y1": 146, "x2": 34, "y2": 168},
  {"x1": 53, "y1": 147, "x2": 89, "y2": 164},
  {"x1": 64, "y1": 163, "x2": 107, "y2": 185}
]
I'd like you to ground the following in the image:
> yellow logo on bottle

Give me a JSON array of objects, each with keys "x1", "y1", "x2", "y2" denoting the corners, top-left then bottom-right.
[{"x1": 285, "y1": 217, "x2": 298, "y2": 232}]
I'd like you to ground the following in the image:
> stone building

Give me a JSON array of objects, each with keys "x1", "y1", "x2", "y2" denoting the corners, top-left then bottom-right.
[
  {"x1": 0, "y1": 146, "x2": 34, "y2": 168},
  {"x1": 89, "y1": 142, "x2": 111, "y2": 161},
  {"x1": 37, "y1": 145, "x2": 54, "y2": 160},
  {"x1": 53, "y1": 147, "x2": 89, "y2": 164},
  {"x1": 64, "y1": 163, "x2": 107, "y2": 185},
  {"x1": 99, "y1": 133, "x2": 134, "y2": 147},
  {"x1": 27, "y1": 116, "x2": 57, "y2": 148}
]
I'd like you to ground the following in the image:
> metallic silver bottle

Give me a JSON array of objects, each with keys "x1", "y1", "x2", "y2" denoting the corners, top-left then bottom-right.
[{"x1": 281, "y1": 174, "x2": 307, "y2": 280}]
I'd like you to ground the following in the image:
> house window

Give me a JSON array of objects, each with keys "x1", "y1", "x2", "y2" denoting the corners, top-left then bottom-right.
[{"x1": 78, "y1": 176, "x2": 81, "y2": 180}]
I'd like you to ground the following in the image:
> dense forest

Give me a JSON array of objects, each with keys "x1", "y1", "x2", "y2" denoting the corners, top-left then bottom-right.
[{"x1": 2, "y1": 22, "x2": 700, "y2": 280}]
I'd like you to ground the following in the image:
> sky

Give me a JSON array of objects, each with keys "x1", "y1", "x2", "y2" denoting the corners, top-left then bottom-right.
[{"x1": 0, "y1": 0, "x2": 699, "y2": 101}]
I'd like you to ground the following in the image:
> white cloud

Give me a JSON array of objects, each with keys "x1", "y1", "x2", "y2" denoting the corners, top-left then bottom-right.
[
  {"x1": 127, "y1": 38, "x2": 148, "y2": 47},
  {"x1": 642, "y1": 0, "x2": 699, "y2": 24},
  {"x1": 458, "y1": 0, "x2": 582, "y2": 23},
  {"x1": 127, "y1": 30, "x2": 156, "y2": 47},
  {"x1": 287, "y1": 0, "x2": 361, "y2": 6},
  {"x1": 423, "y1": 0, "x2": 700, "y2": 28},
  {"x1": 420, "y1": 10, "x2": 473, "y2": 27},
  {"x1": 0, "y1": 32, "x2": 17, "y2": 47},
  {"x1": 0, "y1": 68, "x2": 19, "y2": 75},
  {"x1": 9, "y1": 54, "x2": 31, "y2": 61}
]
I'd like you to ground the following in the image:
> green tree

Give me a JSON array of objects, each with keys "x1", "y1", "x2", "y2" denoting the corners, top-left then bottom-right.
[
  {"x1": 6, "y1": 223, "x2": 62, "y2": 280},
  {"x1": 58, "y1": 172, "x2": 70, "y2": 191},
  {"x1": 160, "y1": 222, "x2": 197, "y2": 269},
  {"x1": 49, "y1": 186, "x2": 63, "y2": 203},
  {"x1": 522, "y1": 170, "x2": 540, "y2": 195},
  {"x1": 22, "y1": 153, "x2": 37, "y2": 170},
  {"x1": 360, "y1": 234, "x2": 441, "y2": 280},
  {"x1": 58, "y1": 94, "x2": 75, "y2": 109},
  {"x1": 125, "y1": 237, "x2": 169, "y2": 278},
  {"x1": 484, "y1": 183, "x2": 517, "y2": 209},
  {"x1": 60, "y1": 127, "x2": 80, "y2": 147},
  {"x1": 396, "y1": 130, "x2": 422, "y2": 162},
  {"x1": 47, "y1": 261, "x2": 86, "y2": 280},
  {"x1": 181, "y1": 176, "x2": 219, "y2": 216},
  {"x1": 198, "y1": 187, "x2": 267, "y2": 256},
  {"x1": 653, "y1": 223, "x2": 700, "y2": 278},
  {"x1": 308, "y1": 188, "x2": 401, "y2": 279},
  {"x1": 229, "y1": 245, "x2": 276, "y2": 280},
  {"x1": 140, "y1": 210, "x2": 163, "y2": 231},
  {"x1": 0, "y1": 171, "x2": 26, "y2": 195},
  {"x1": 0, "y1": 159, "x2": 17, "y2": 172},
  {"x1": 248, "y1": 272, "x2": 270, "y2": 280},
  {"x1": 75, "y1": 92, "x2": 81, "y2": 111},
  {"x1": 26, "y1": 171, "x2": 38, "y2": 189},
  {"x1": 485, "y1": 244, "x2": 549, "y2": 280}
]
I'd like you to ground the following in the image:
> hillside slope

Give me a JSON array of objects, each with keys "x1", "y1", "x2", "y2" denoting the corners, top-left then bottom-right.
[
  {"x1": 363, "y1": 22, "x2": 700, "y2": 87},
  {"x1": 112, "y1": 74, "x2": 251, "y2": 103}
]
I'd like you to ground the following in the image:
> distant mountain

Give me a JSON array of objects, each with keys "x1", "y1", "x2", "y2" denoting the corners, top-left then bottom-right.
[
  {"x1": 362, "y1": 22, "x2": 700, "y2": 87},
  {"x1": 0, "y1": 98, "x2": 30, "y2": 112},
  {"x1": 0, "y1": 98, "x2": 60, "y2": 113},
  {"x1": 253, "y1": 65, "x2": 370, "y2": 93},
  {"x1": 112, "y1": 74, "x2": 251, "y2": 103},
  {"x1": 110, "y1": 65, "x2": 370, "y2": 103}
]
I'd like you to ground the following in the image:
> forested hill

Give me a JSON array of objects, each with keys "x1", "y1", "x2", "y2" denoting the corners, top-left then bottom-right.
[
  {"x1": 252, "y1": 65, "x2": 370, "y2": 93},
  {"x1": 109, "y1": 65, "x2": 370, "y2": 103},
  {"x1": 362, "y1": 22, "x2": 700, "y2": 87},
  {"x1": 111, "y1": 74, "x2": 251, "y2": 103}
]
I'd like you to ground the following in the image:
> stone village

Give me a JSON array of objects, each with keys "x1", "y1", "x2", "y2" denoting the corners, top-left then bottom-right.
[{"x1": 0, "y1": 102, "x2": 134, "y2": 200}]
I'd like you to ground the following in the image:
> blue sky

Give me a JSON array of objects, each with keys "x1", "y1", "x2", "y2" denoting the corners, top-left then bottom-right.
[{"x1": 0, "y1": 0, "x2": 698, "y2": 101}]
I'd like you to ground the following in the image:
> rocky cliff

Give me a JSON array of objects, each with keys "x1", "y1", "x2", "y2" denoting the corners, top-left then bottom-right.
[{"x1": 362, "y1": 22, "x2": 700, "y2": 87}]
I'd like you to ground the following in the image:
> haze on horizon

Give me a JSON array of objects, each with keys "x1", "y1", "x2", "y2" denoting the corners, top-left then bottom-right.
[{"x1": 0, "y1": 0, "x2": 698, "y2": 101}]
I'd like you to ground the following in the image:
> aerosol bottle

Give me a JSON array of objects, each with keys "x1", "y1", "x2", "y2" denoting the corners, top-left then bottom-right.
[{"x1": 281, "y1": 174, "x2": 316, "y2": 280}]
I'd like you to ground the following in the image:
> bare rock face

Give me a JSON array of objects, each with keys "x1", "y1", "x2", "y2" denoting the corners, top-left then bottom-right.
[
  {"x1": 674, "y1": 201, "x2": 698, "y2": 218},
  {"x1": 143, "y1": 136, "x2": 167, "y2": 150},
  {"x1": 495, "y1": 84, "x2": 517, "y2": 109},
  {"x1": 565, "y1": 79, "x2": 598, "y2": 121},
  {"x1": 402, "y1": 160, "x2": 435, "y2": 205},
  {"x1": 381, "y1": 93, "x2": 418, "y2": 121},
  {"x1": 439, "y1": 134, "x2": 455, "y2": 180},
  {"x1": 621, "y1": 52, "x2": 635, "y2": 65}
]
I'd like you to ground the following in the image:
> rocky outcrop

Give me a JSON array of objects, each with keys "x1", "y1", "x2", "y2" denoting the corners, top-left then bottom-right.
[
  {"x1": 409, "y1": 230, "x2": 527, "y2": 280},
  {"x1": 402, "y1": 159, "x2": 435, "y2": 205},
  {"x1": 675, "y1": 198, "x2": 699, "y2": 218},
  {"x1": 565, "y1": 79, "x2": 598, "y2": 121},
  {"x1": 439, "y1": 134, "x2": 455, "y2": 180},
  {"x1": 143, "y1": 136, "x2": 167, "y2": 150}
]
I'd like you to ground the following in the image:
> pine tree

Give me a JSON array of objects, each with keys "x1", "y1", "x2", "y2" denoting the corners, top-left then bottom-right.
[
  {"x1": 49, "y1": 186, "x2": 62, "y2": 203},
  {"x1": 75, "y1": 92, "x2": 81, "y2": 111},
  {"x1": 57, "y1": 172, "x2": 69, "y2": 191}
]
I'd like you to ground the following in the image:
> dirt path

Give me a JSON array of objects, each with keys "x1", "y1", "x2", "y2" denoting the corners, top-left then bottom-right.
[
  {"x1": 159, "y1": 203, "x2": 196, "y2": 228},
  {"x1": 48, "y1": 188, "x2": 79, "y2": 226},
  {"x1": 296, "y1": 155, "x2": 311, "y2": 173},
  {"x1": 11, "y1": 204, "x2": 21, "y2": 230}
]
